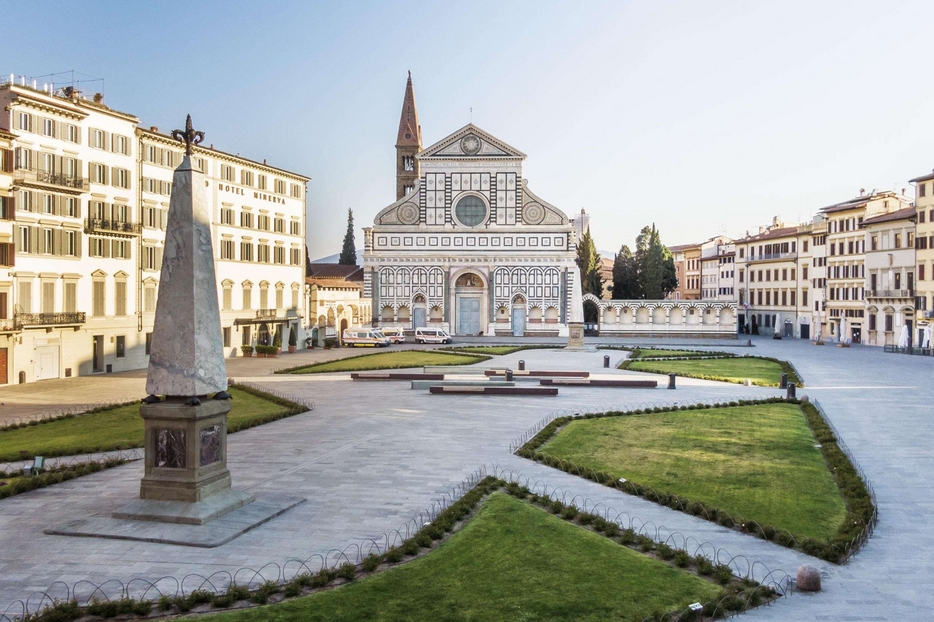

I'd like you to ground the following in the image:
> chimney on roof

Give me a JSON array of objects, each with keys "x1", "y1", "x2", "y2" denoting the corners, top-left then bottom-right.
[
  {"x1": 860, "y1": 188, "x2": 865, "y2": 196},
  {"x1": 150, "y1": 126, "x2": 158, "y2": 132},
  {"x1": 92, "y1": 93, "x2": 104, "y2": 104},
  {"x1": 758, "y1": 226, "x2": 765, "y2": 234}
]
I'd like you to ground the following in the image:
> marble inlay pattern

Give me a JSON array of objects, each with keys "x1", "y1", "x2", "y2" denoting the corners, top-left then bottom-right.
[{"x1": 146, "y1": 156, "x2": 228, "y2": 396}]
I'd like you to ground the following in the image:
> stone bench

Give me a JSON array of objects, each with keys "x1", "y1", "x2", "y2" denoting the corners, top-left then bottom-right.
[
  {"x1": 351, "y1": 372, "x2": 445, "y2": 381},
  {"x1": 422, "y1": 366, "x2": 508, "y2": 374},
  {"x1": 428, "y1": 386, "x2": 559, "y2": 396},
  {"x1": 484, "y1": 370, "x2": 590, "y2": 378},
  {"x1": 411, "y1": 380, "x2": 517, "y2": 390},
  {"x1": 539, "y1": 378, "x2": 658, "y2": 388}
]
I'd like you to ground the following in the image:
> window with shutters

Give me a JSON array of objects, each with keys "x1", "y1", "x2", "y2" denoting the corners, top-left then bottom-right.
[
  {"x1": 290, "y1": 248, "x2": 301, "y2": 265},
  {"x1": 41, "y1": 282, "x2": 55, "y2": 313},
  {"x1": 222, "y1": 285, "x2": 232, "y2": 311},
  {"x1": 291, "y1": 286, "x2": 299, "y2": 310},
  {"x1": 115, "y1": 335, "x2": 126, "y2": 358},
  {"x1": 258, "y1": 174, "x2": 267, "y2": 190},
  {"x1": 0, "y1": 243, "x2": 13, "y2": 267},
  {"x1": 257, "y1": 244, "x2": 270, "y2": 263},
  {"x1": 112, "y1": 135, "x2": 129, "y2": 155},
  {"x1": 92, "y1": 280, "x2": 106, "y2": 317},
  {"x1": 257, "y1": 215, "x2": 269, "y2": 231},
  {"x1": 42, "y1": 194, "x2": 54, "y2": 214},
  {"x1": 143, "y1": 206, "x2": 157, "y2": 228},
  {"x1": 41, "y1": 118, "x2": 55, "y2": 137},
  {"x1": 197, "y1": 158, "x2": 208, "y2": 174},
  {"x1": 19, "y1": 226, "x2": 31, "y2": 254},
  {"x1": 274, "y1": 217, "x2": 285, "y2": 233},
  {"x1": 114, "y1": 280, "x2": 127, "y2": 316},
  {"x1": 260, "y1": 285, "x2": 269, "y2": 309},
  {"x1": 240, "y1": 211, "x2": 253, "y2": 228},
  {"x1": 90, "y1": 128, "x2": 106, "y2": 150},
  {"x1": 221, "y1": 208, "x2": 234, "y2": 225},
  {"x1": 17, "y1": 112, "x2": 31, "y2": 132},
  {"x1": 163, "y1": 150, "x2": 175, "y2": 168},
  {"x1": 43, "y1": 229, "x2": 53, "y2": 254},
  {"x1": 144, "y1": 285, "x2": 156, "y2": 312},
  {"x1": 274, "y1": 179, "x2": 286, "y2": 195},
  {"x1": 113, "y1": 204, "x2": 128, "y2": 223},
  {"x1": 90, "y1": 163, "x2": 107, "y2": 184},
  {"x1": 220, "y1": 239, "x2": 234, "y2": 260},
  {"x1": 240, "y1": 242, "x2": 253, "y2": 261},
  {"x1": 143, "y1": 246, "x2": 157, "y2": 270},
  {"x1": 290, "y1": 220, "x2": 300, "y2": 236},
  {"x1": 241, "y1": 170, "x2": 253, "y2": 186},
  {"x1": 90, "y1": 238, "x2": 105, "y2": 257},
  {"x1": 62, "y1": 123, "x2": 78, "y2": 143},
  {"x1": 112, "y1": 240, "x2": 129, "y2": 259},
  {"x1": 290, "y1": 183, "x2": 302, "y2": 198},
  {"x1": 64, "y1": 156, "x2": 79, "y2": 180},
  {"x1": 113, "y1": 168, "x2": 130, "y2": 189},
  {"x1": 223, "y1": 327, "x2": 231, "y2": 347},
  {"x1": 18, "y1": 281, "x2": 33, "y2": 313},
  {"x1": 90, "y1": 201, "x2": 106, "y2": 220},
  {"x1": 15, "y1": 148, "x2": 31, "y2": 171},
  {"x1": 275, "y1": 288, "x2": 284, "y2": 309},
  {"x1": 64, "y1": 282, "x2": 77, "y2": 312},
  {"x1": 274, "y1": 246, "x2": 285, "y2": 264},
  {"x1": 63, "y1": 197, "x2": 78, "y2": 217},
  {"x1": 221, "y1": 165, "x2": 235, "y2": 182},
  {"x1": 242, "y1": 285, "x2": 252, "y2": 310}
]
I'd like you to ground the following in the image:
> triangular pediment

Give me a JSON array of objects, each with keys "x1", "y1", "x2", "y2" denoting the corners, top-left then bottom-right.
[{"x1": 417, "y1": 124, "x2": 526, "y2": 160}]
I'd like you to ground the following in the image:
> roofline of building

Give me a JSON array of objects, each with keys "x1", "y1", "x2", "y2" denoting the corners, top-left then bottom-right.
[
  {"x1": 2, "y1": 83, "x2": 140, "y2": 123},
  {"x1": 909, "y1": 171, "x2": 934, "y2": 184},
  {"x1": 860, "y1": 207, "x2": 917, "y2": 226}
]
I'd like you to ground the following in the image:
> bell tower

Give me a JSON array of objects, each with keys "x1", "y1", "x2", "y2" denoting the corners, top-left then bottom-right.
[{"x1": 396, "y1": 71, "x2": 422, "y2": 201}]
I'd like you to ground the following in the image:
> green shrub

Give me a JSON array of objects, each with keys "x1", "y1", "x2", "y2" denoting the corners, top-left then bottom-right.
[
  {"x1": 385, "y1": 547, "x2": 404, "y2": 563},
  {"x1": 713, "y1": 564, "x2": 734, "y2": 585},
  {"x1": 362, "y1": 554, "x2": 382, "y2": 572},
  {"x1": 673, "y1": 549, "x2": 691, "y2": 568},
  {"x1": 336, "y1": 563, "x2": 356, "y2": 581}
]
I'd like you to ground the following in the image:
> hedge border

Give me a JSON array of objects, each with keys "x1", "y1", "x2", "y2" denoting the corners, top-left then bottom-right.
[
  {"x1": 274, "y1": 349, "x2": 491, "y2": 374},
  {"x1": 600, "y1": 345, "x2": 736, "y2": 359},
  {"x1": 439, "y1": 344, "x2": 558, "y2": 356},
  {"x1": 23, "y1": 477, "x2": 780, "y2": 622},
  {"x1": 618, "y1": 355, "x2": 804, "y2": 388},
  {"x1": 0, "y1": 384, "x2": 309, "y2": 462},
  {"x1": 0, "y1": 459, "x2": 127, "y2": 502},
  {"x1": 515, "y1": 397, "x2": 875, "y2": 564}
]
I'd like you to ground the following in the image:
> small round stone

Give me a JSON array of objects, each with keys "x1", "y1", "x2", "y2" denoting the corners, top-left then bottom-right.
[{"x1": 797, "y1": 565, "x2": 821, "y2": 591}]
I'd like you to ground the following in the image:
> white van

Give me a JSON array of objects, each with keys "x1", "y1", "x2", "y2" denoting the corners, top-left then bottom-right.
[
  {"x1": 380, "y1": 327, "x2": 406, "y2": 344},
  {"x1": 414, "y1": 327, "x2": 452, "y2": 344},
  {"x1": 342, "y1": 328, "x2": 391, "y2": 348}
]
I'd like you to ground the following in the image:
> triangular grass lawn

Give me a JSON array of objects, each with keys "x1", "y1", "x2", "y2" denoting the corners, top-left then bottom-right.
[
  {"x1": 186, "y1": 493, "x2": 723, "y2": 622},
  {"x1": 538, "y1": 403, "x2": 847, "y2": 541},
  {"x1": 279, "y1": 350, "x2": 485, "y2": 374},
  {"x1": 625, "y1": 357, "x2": 786, "y2": 386}
]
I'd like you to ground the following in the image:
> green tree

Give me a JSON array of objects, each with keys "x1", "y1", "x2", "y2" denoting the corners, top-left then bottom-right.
[
  {"x1": 611, "y1": 244, "x2": 641, "y2": 299},
  {"x1": 575, "y1": 227, "x2": 603, "y2": 297},
  {"x1": 339, "y1": 208, "x2": 357, "y2": 265},
  {"x1": 305, "y1": 245, "x2": 313, "y2": 277}
]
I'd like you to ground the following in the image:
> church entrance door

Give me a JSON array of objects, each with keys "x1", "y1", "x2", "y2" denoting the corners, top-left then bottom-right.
[
  {"x1": 457, "y1": 297, "x2": 481, "y2": 335},
  {"x1": 413, "y1": 307, "x2": 426, "y2": 329},
  {"x1": 512, "y1": 306, "x2": 526, "y2": 337}
]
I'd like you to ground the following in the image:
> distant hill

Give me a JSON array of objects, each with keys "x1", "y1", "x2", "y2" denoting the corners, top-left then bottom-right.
[{"x1": 311, "y1": 252, "x2": 358, "y2": 265}]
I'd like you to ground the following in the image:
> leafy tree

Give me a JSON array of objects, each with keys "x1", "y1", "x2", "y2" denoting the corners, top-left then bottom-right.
[
  {"x1": 611, "y1": 245, "x2": 641, "y2": 299},
  {"x1": 575, "y1": 227, "x2": 603, "y2": 297},
  {"x1": 613, "y1": 224, "x2": 678, "y2": 300},
  {"x1": 339, "y1": 208, "x2": 357, "y2": 265},
  {"x1": 305, "y1": 245, "x2": 313, "y2": 278}
]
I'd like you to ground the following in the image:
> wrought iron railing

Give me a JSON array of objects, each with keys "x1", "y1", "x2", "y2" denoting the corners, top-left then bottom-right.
[
  {"x1": 14, "y1": 312, "x2": 86, "y2": 328},
  {"x1": 746, "y1": 252, "x2": 797, "y2": 263},
  {"x1": 14, "y1": 168, "x2": 88, "y2": 191},
  {"x1": 85, "y1": 218, "x2": 142, "y2": 235},
  {"x1": 255, "y1": 309, "x2": 278, "y2": 319},
  {"x1": 868, "y1": 288, "x2": 913, "y2": 298}
]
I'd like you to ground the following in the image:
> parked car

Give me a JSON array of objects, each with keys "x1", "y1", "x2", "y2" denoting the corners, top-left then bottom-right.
[
  {"x1": 414, "y1": 327, "x2": 453, "y2": 344},
  {"x1": 342, "y1": 328, "x2": 391, "y2": 347},
  {"x1": 380, "y1": 327, "x2": 406, "y2": 344}
]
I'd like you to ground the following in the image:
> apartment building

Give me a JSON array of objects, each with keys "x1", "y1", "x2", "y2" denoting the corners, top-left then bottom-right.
[
  {"x1": 862, "y1": 207, "x2": 916, "y2": 346},
  {"x1": 667, "y1": 244, "x2": 692, "y2": 299},
  {"x1": 683, "y1": 245, "x2": 701, "y2": 300},
  {"x1": 716, "y1": 243, "x2": 736, "y2": 301},
  {"x1": 820, "y1": 190, "x2": 910, "y2": 344},
  {"x1": 698, "y1": 236, "x2": 731, "y2": 300},
  {"x1": 0, "y1": 77, "x2": 307, "y2": 384},
  {"x1": 910, "y1": 169, "x2": 934, "y2": 338}
]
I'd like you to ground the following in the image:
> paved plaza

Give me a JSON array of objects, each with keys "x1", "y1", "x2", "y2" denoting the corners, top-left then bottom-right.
[{"x1": 0, "y1": 339, "x2": 931, "y2": 620}]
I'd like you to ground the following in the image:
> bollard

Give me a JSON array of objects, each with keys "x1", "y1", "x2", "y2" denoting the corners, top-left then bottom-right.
[
  {"x1": 505, "y1": 369, "x2": 514, "y2": 382},
  {"x1": 668, "y1": 373, "x2": 676, "y2": 389},
  {"x1": 746, "y1": 339, "x2": 752, "y2": 347},
  {"x1": 786, "y1": 382, "x2": 796, "y2": 399},
  {"x1": 518, "y1": 360, "x2": 525, "y2": 371},
  {"x1": 780, "y1": 372, "x2": 788, "y2": 389},
  {"x1": 603, "y1": 355, "x2": 610, "y2": 368}
]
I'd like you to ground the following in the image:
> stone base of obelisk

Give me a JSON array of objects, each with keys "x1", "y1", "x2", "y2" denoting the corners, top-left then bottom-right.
[{"x1": 565, "y1": 322, "x2": 586, "y2": 350}]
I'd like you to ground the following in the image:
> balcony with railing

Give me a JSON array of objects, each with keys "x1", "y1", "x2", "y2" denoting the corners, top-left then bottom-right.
[
  {"x1": 14, "y1": 312, "x2": 86, "y2": 329},
  {"x1": 867, "y1": 289, "x2": 914, "y2": 299},
  {"x1": 14, "y1": 168, "x2": 88, "y2": 192},
  {"x1": 746, "y1": 252, "x2": 798, "y2": 264},
  {"x1": 255, "y1": 309, "x2": 279, "y2": 319},
  {"x1": 85, "y1": 218, "x2": 142, "y2": 236}
]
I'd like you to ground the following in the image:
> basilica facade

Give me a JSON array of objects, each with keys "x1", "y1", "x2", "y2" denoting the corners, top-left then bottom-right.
[{"x1": 362, "y1": 75, "x2": 582, "y2": 337}]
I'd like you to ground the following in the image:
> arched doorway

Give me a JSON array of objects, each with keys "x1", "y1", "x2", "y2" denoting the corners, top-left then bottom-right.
[
  {"x1": 413, "y1": 294, "x2": 427, "y2": 330},
  {"x1": 339, "y1": 318, "x2": 349, "y2": 343},
  {"x1": 258, "y1": 322, "x2": 271, "y2": 346},
  {"x1": 454, "y1": 272, "x2": 485, "y2": 335},
  {"x1": 512, "y1": 295, "x2": 527, "y2": 337}
]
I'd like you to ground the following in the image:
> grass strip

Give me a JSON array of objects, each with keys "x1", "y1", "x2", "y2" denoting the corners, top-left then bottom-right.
[
  {"x1": 516, "y1": 398, "x2": 874, "y2": 563},
  {"x1": 275, "y1": 350, "x2": 489, "y2": 374},
  {"x1": 33, "y1": 478, "x2": 780, "y2": 622},
  {"x1": 619, "y1": 355, "x2": 803, "y2": 387},
  {"x1": 0, "y1": 385, "x2": 307, "y2": 463},
  {"x1": 440, "y1": 344, "x2": 557, "y2": 356}
]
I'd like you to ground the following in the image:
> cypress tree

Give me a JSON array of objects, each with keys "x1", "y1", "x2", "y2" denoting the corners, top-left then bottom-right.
[{"x1": 339, "y1": 208, "x2": 357, "y2": 265}]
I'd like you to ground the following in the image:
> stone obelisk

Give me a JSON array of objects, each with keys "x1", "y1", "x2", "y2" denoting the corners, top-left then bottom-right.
[{"x1": 118, "y1": 116, "x2": 251, "y2": 524}]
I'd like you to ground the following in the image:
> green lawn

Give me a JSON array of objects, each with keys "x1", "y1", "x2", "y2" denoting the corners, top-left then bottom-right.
[
  {"x1": 538, "y1": 403, "x2": 846, "y2": 541},
  {"x1": 0, "y1": 387, "x2": 300, "y2": 462},
  {"x1": 626, "y1": 357, "x2": 786, "y2": 385},
  {"x1": 631, "y1": 349, "x2": 729, "y2": 358},
  {"x1": 444, "y1": 345, "x2": 553, "y2": 356},
  {"x1": 186, "y1": 493, "x2": 723, "y2": 622},
  {"x1": 280, "y1": 351, "x2": 486, "y2": 374}
]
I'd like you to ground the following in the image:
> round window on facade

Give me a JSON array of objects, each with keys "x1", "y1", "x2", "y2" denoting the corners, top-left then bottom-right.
[{"x1": 454, "y1": 195, "x2": 487, "y2": 227}]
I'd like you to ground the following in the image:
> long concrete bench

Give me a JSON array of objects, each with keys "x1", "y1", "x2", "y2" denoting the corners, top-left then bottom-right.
[
  {"x1": 411, "y1": 380, "x2": 517, "y2": 390},
  {"x1": 429, "y1": 386, "x2": 558, "y2": 396},
  {"x1": 484, "y1": 369, "x2": 590, "y2": 378},
  {"x1": 539, "y1": 378, "x2": 657, "y2": 388},
  {"x1": 423, "y1": 365, "x2": 508, "y2": 374},
  {"x1": 351, "y1": 372, "x2": 445, "y2": 381}
]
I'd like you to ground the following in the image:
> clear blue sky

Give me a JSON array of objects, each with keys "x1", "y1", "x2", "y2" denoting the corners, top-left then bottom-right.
[{"x1": 5, "y1": 0, "x2": 934, "y2": 257}]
